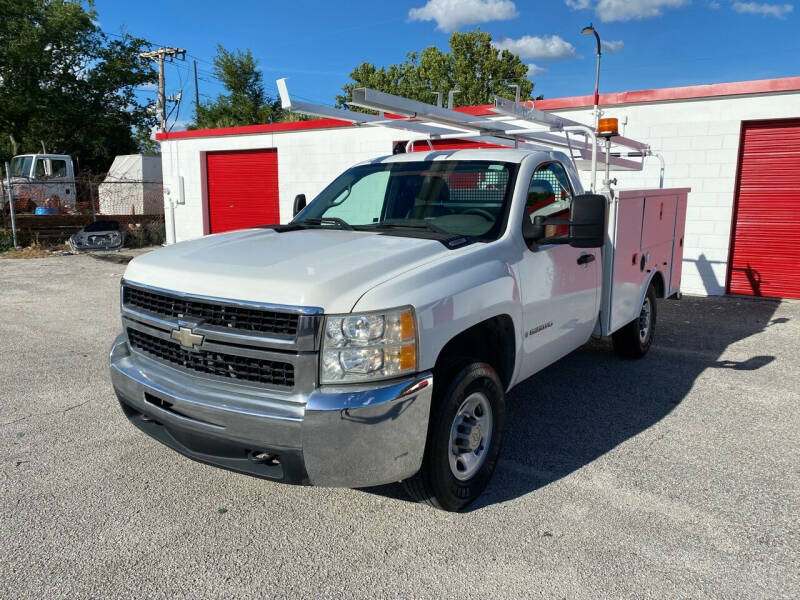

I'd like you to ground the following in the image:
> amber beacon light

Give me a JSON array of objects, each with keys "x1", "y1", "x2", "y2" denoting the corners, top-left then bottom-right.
[{"x1": 597, "y1": 117, "x2": 619, "y2": 137}]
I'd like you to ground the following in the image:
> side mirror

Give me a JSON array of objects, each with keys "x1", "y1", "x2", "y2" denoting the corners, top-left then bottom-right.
[
  {"x1": 568, "y1": 193, "x2": 606, "y2": 248},
  {"x1": 522, "y1": 215, "x2": 545, "y2": 244},
  {"x1": 522, "y1": 193, "x2": 606, "y2": 248},
  {"x1": 293, "y1": 193, "x2": 306, "y2": 217}
]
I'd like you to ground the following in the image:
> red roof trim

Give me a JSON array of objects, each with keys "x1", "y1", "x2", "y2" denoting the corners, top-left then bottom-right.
[
  {"x1": 534, "y1": 76, "x2": 800, "y2": 110},
  {"x1": 156, "y1": 77, "x2": 800, "y2": 141},
  {"x1": 155, "y1": 117, "x2": 352, "y2": 140},
  {"x1": 453, "y1": 104, "x2": 498, "y2": 115}
]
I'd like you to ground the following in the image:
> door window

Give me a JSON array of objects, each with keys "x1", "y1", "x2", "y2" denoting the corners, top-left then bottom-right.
[
  {"x1": 526, "y1": 162, "x2": 574, "y2": 238},
  {"x1": 49, "y1": 159, "x2": 67, "y2": 178}
]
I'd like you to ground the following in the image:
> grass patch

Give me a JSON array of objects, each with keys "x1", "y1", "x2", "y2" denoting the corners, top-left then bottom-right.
[{"x1": 1, "y1": 241, "x2": 69, "y2": 259}]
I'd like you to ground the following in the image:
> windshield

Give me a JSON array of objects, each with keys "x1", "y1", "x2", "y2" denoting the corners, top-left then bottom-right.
[
  {"x1": 10, "y1": 156, "x2": 33, "y2": 178},
  {"x1": 297, "y1": 160, "x2": 517, "y2": 240}
]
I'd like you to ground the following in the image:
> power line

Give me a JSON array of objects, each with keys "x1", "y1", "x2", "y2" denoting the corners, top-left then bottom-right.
[
  {"x1": 139, "y1": 47, "x2": 186, "y2": 131},
  {"x1": 106, "y1": 28, "x2": 339, "y2": 110}
]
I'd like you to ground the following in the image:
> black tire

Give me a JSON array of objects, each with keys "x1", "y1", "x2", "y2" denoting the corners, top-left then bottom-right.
[
  {"x1": 612, "y1": 283, "x2": 657, "y2": 359},
  {"x1": 402, "y1": 361, "x2": 505, "y2": 511}
]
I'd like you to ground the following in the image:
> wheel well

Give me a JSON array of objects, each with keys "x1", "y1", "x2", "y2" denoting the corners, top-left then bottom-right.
[
  {"x1": 650, "y1": 271, "x2": 666, "y2": 298},
  {"x1": 434, "y1": 315, "x2": 516, "y2": 390}
]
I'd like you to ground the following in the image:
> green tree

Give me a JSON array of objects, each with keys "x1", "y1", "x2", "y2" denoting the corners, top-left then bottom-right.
[
  {"x1": 336, "y1": 30, "x2": 535, "y2": 109},
  {"x1": 0, "y1": 0, "x2": 157, "y2": 172},
  {"x1": 133, "y1": 124, "x2": 160, "y2": 155},
  {"x1": 191, "y1": 45, "x2": 283, "y2": 129}
]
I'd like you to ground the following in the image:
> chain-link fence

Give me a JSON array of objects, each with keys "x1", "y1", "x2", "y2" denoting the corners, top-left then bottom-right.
[{"x1": 1, "y1": 171, "x2": 165, "y2": 250}]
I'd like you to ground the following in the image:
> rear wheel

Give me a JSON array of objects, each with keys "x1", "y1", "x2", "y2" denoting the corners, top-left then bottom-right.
[
  {"x1": 402, "y1": 362, "x2": 505, "y2": 511},
  {"x1": 612, "y1": 283, "x2": 657, "y2": 359}
]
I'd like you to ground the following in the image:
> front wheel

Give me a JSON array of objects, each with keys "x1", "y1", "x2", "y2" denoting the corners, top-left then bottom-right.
[
  {"x1": 612, "y1": 283, "x2": 657, "y2": 359},
  {"x1": 402, "y1": 362, "x2": 505, "y2": 511}
]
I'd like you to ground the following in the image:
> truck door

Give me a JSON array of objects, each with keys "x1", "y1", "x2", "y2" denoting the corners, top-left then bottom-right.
[
  {"x1": 47, "y1": 157, "x2": 74, "y2": 209},
  {"x1": 517, "y1": 162, "x2": 601, "y2": 377},
  {"x1": 35, "y1": 157, "x2": 73, "y2": 211}
]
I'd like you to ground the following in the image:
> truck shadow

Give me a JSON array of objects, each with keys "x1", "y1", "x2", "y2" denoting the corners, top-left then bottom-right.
[{"x1": 363, "y1": 295, "x2": 783, "y2": 510}]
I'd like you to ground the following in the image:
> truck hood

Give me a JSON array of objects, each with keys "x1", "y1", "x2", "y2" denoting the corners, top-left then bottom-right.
[{"x1": 123, "y1": 228, "x2": 450, "y2": 313}]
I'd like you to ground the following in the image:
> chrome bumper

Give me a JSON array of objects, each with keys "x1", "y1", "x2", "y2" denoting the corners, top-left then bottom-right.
[{"x1": 109, "y1": 334, "x2": 433, "y2": 488}]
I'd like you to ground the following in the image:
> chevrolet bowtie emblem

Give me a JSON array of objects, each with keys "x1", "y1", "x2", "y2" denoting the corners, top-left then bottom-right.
[{"x1": 171, "y1": 326, "x2": 204, "y2": 349}]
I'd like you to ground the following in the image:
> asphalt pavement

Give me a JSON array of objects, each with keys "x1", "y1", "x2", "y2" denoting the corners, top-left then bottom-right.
[{"x1": 1, "y1": 252, "x2": 798, "y2": 599}]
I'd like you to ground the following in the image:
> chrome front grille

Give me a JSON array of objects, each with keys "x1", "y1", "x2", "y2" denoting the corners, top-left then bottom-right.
[
  {"x1": 123, "y1": 284, "x2": 300, "y2": 336},
  {"x1": 127, "y1": 328, "x2": 295, "y2": 387},
  {"x1": 120, "y1": 281, "x2": 323, "y2": 392}
]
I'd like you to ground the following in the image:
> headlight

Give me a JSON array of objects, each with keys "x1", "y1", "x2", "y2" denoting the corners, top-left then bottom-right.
[{"x1": 320, "y1": 307, "x2": 417, "y2": 384}]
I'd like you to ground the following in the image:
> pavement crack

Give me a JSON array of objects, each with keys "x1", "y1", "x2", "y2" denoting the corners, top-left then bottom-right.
[
  {"x1": 645, "y1": 430, "x2": 668, "y2": 450},
  {"x1": 1, "y1": 399, "x2": 91, "y2": 427}
]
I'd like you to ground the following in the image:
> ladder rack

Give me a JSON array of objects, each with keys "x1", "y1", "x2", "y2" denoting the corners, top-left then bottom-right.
[
  {"x1": 277, "y1": 79, "x2": 550, "y2": 152},
  {"x1": 277, "y1": 78, "x2": 664, "y2": 190}
]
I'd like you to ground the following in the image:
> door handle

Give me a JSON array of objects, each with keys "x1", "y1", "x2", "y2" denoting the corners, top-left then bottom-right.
[{"x1": 577, "y1": 254, "x2": 595, "y2": 265}]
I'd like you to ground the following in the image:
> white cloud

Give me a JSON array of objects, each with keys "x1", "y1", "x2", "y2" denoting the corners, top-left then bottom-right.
[
  {"x1": 732, "y1": 2, "x2": 794, "y2": 17},
  {"x1": 601, "y1": 39, "x2": 624, "y2": 53},
  {"x1": 493, "y1": 35, "x2": 578, "y2": 60},
  {"x1": 565, "y1": 0, "x2": 690, "y2": 22},
  {"x1": 527, "y1": 63, "x2": 546, "y2": 77},
  {"x1": 408, "y1": 0, "x2": 518, "y2": 32}
]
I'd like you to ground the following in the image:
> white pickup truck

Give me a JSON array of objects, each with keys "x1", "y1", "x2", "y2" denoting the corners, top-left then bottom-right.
[{"x1": 110, "y1": 89, "x2": 688, "y2": 511}]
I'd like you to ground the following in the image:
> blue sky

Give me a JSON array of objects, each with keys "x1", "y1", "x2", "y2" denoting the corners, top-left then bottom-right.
[{"x1": 93, "y1": 0, "x2": 799, "y2": 128}]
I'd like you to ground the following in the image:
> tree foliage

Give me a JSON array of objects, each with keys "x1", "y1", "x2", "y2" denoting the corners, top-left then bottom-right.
[
  {"x1": 336, "y1": 30, "x2": 536, "y2": 109},
  {"x1": 190, "y1": 46, "x2": 284, "y2": 129},
  {"x1": 0, "y1": 0, "x2": 157, "y2": 172}
]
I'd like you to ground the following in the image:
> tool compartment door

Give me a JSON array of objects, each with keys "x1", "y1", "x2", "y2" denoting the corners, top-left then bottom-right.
[
  {"x1": 608, "y1": 194, "x2": 647, "y2": 333},
  {"x1": 669, "y1": 194, "x2": 688, "y2": 296},
  {"x1": 642, "y1": 193, "x2": 678, "y2": 299},
  {"x1": 606, "y1": 188, "x2": 690, "y2": 334}
]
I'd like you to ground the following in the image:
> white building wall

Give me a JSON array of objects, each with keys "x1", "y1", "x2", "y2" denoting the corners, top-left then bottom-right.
[{"x1": 160, "y1": 89, "x2": 800, "y2": 296}]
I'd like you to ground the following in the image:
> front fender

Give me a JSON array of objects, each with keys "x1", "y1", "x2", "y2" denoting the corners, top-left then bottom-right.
[{"x1": 352, "y1": 241, "x2": 523, "y2": 377}]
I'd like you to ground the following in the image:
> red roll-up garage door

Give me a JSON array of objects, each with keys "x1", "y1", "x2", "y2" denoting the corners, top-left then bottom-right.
[
  {"x1": 206, "y1": 149, "x2": 279, "y2": 234},
  {"x1": 727, "y1": 119, "x2": 800, "y2": 299}
]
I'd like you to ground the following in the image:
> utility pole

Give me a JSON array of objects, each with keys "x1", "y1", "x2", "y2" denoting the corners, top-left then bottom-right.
[
  {"x1": 139, "y1": 47, "x2": 186, "y2": 131},
  {"x1": 193, "y1": 59, "x2": 200, "y2": 110}
]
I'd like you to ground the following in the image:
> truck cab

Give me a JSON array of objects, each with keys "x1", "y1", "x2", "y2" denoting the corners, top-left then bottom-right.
[
  {"x1": 4, "y1": 153, "x2": 76, "y2": 213},
  {"x1": 109, "y1": 145, "x2": 688, "y2": 511}
]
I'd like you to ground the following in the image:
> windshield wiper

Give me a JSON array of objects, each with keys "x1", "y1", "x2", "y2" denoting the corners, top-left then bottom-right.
[
  {"x1": 293, "y1": 217, "x2": 354, "y2": 230},
  {"x1": 371, "y1": 220, "x2": 450, "y2": 235}
]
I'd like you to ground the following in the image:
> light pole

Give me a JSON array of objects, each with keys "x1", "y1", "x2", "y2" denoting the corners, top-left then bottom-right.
[{"x1": 582, "y1": 23, "x2": 602, "y2": 130}]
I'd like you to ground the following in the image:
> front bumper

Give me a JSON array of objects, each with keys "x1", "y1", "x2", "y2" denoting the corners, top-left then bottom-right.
[
  {"x1": 109, "y1": 334, "x2": 433, "y2": 488},
  {"x1": 69, "y1": 231, "x2": 124, "y2": 252}
]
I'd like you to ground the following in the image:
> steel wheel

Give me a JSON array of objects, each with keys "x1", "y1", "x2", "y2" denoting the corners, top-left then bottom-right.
[
  {"x1": 638, "y1": 296, "x2": 652, "y2": 344},
  {"x1": 613, "y1": 283, "x2": 657, "y2": 360},
  {"x1": 402, "y1": 362, "x2": 506, "y2": 511},
  {"x1": 448, "y1": 391, "x2": 493, "y2": 481}
]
